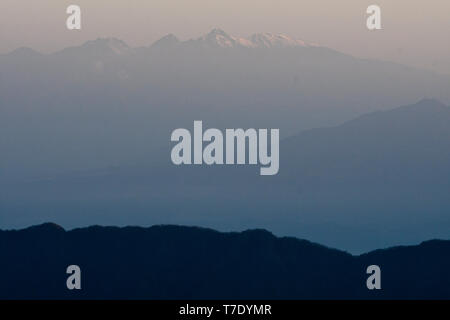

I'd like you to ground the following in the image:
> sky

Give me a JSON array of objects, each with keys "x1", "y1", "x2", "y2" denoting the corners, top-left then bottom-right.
[{"x1": 0, "y1": 0, "x2": 449, "y2": 73}]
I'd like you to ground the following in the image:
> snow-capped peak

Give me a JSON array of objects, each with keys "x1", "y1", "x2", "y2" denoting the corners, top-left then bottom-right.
[
  {"x1": 196, "y1": 29, "x2": 312, "y2": 48},
  {"x1": 200, "y1": 28, "x2": 239, "y2": 48},
  {"x1": 248, "y1": 33, "x2": 309, "y2": 48},
  {"x1": 151, "y1": 29, "x2": 315, "y2": 49}
]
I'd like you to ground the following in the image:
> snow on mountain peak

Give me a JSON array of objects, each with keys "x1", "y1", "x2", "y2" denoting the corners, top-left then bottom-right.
[
  {"x1": 248, "y1": 33, "x2": 309, "y2": 48},
  {"x1": 200, "y1": 28, "x2": 239, "y2": 48},
  {"x1": 156, "y1": 29, "x2": 314, "y2": 49}
]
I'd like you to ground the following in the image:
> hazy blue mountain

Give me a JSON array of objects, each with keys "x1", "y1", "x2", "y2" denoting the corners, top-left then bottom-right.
[
  {"x1": 274, "y1": 98, "x2": 450, "y2": 250},
  {"x1": 282, "y1": 98, "x2": 450, "y2": 188},
  {"x1": 1, "y1": 29, "x2": 449, "y2": 180},
  {"x1": 2, "y1": 99, "x2": 450, "y2": 253},
  {"x1": 1, "y1": 223, "x2": 449, "y2": 299}
]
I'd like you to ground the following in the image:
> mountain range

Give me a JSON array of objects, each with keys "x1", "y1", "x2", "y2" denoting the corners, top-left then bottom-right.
[
  {"x1": 5, "y1": 29, "x2": 314, "y2": 56},
  {"x1": 152, "y1": 28, "x2": 314, "y2": 49},
  {"x1": 1, "y1": 29, "x2": 449, "y2": 178},
  {"x1": 1, "y1": 223, "x2": 449, "y2": 299},
  {"x1": 1, "y1": 30, "x2": 450, "y2": 253}
]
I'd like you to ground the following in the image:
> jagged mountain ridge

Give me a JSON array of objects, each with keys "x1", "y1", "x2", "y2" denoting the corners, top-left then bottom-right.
[
  {"x1": 1, "y1": 29, "x2": 313, "y2": 56},
  {"x1": 185, "y1": 28, "x2": 313, "y2": 49}
]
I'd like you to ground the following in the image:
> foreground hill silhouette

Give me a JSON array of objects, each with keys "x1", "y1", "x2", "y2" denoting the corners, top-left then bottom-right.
[{"x1": 1, "y1": 223, "x2": 449, "y2": 299}]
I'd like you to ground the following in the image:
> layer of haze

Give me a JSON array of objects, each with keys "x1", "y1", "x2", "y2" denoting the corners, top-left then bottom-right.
[{"x1": 0, "y1": 0, "x2": 449, "y2": 74}]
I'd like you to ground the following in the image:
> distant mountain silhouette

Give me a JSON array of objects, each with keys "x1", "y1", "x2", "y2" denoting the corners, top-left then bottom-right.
[
  {"x1": 281, "y1": 98, "x2": 450, "y2": 188},
  {"x1": 57, "y1": 38, "x2": 132, "y2": 58},
  {"x1": 0, "y1": 223, "x2": 449, "y2": 299},
  {"x1": 1, "y1": 30, "x2": 449, "y2": 160}
]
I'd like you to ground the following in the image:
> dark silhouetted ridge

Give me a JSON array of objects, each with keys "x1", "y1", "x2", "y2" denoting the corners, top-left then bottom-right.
[
  {"x1": 23, "y1": 222, "x2": 66, "y2": 232},
  {"x1": 0, "y1": 223, "x2": 449, "y2": 299}
]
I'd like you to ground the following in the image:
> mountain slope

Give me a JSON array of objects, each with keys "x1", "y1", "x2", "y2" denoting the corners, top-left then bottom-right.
[
  {"x1": 0, "y1": 223, "x2": 449, "y2": 299},
  {"x1": 281, "y1": 98, "x2": 450, "y2": 189}
]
